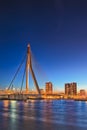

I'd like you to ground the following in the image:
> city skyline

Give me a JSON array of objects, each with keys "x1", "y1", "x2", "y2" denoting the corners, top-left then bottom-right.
[{"x1": 0, "y1": 0, "x2": 87, "y2": 91}]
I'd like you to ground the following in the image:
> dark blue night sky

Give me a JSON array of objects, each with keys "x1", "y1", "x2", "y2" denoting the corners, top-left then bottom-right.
[{"x1": 0, "y1": 0, "x2": 87, "y2": 91}]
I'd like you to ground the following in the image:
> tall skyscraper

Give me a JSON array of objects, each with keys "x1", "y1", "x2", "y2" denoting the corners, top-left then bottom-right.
[
  {"x1": 45, "y1": 82, "x2": 53, "y2": 94},
  {"x1": 65, "y1": 82, "x2": 77, "y2": 95}
]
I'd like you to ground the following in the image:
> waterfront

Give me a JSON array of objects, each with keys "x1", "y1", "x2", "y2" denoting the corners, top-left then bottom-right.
[{"x1": 0, "y1": 100, "x2": 87, "y2": 130}]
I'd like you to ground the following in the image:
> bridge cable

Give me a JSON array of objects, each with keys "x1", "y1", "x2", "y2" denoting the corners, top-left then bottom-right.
[
  {"x1": 20, "y1": 59, "x2": 26, "y2": 93},
  {"x1": 8, "y1": 55, "x2": 26, "y2": 90}
]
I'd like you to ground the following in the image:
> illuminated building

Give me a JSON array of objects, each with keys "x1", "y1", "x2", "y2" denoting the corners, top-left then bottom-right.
[
  {"x1": 65, "y1": 82, "x2": 77, "y2": 95},
  {"x1": 80, "y1": 89, "x2": 86, "y2": 96},
  {"x1": 40, "y1": 89, "x2": 44, "y2": 94},
  {"x1": 45, "y1": 82, "x2": 53, "y2": 94}
]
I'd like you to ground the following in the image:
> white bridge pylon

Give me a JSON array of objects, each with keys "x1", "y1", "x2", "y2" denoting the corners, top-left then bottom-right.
[{"x1": 26, "y1": 44, "x2": 40, "y2": 94}]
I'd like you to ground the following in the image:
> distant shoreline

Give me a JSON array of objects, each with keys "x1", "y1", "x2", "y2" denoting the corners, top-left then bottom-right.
[{"x1": 0, "y1": 98, "x2": 87, "y2": 101}]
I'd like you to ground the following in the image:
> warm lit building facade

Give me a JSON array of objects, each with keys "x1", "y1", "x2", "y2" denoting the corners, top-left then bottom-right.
[
  {"x1": 45, "y1": 82, "x2": 53, "y2": 94},
  {"x1": 65, "y1": 82, "x2": 77, "y2": 95},
  {"x1": 80, "y1": 89, "x2": 86, "y2": 96},
  {"x1": 40, "y1": 89, "x2": 44, "y2": 94}
]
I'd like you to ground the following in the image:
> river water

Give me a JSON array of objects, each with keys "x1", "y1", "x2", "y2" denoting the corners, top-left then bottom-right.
[{"x1": 0, "y1": 100, "x2": 87, "y2": 130}]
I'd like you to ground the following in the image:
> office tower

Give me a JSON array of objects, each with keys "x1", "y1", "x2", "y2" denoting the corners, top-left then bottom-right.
[
  {"x1": 45, "y1": 82, "x2": 53, "y2": 94},
  {"x1": 65, "y1": 82, "x2": 77, "y2": 95}
]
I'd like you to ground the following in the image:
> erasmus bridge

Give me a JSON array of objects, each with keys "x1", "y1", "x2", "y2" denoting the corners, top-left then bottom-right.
[{"x1": 0, "y1": 44, "x2": 43, "y2": 100}]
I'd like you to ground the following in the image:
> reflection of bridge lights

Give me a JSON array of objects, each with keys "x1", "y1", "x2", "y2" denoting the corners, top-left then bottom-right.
[
  {"x1": 10, "y1": 104, "x2": 18, "y2": 123},
  {"x1": 85, "y1": 101, "x2": 87, "y2": 104},
  {"x1": 3, "y1": 100, "x2": 9, "y2": 107},
  {"x1": 10, "y1": 101, "x2": 17, "y2": 108},
  {"x1": 30, "y1": 100, "x2": 35, "y2": 103},
  {"x1": 11, "y1": 112, "x2": 17, "y2": 119}
]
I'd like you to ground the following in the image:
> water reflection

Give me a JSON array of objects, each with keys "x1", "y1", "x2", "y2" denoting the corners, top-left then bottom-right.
[
  {"x1": 0, "y1": 100, "x2": 87, "y2": 130},
  {"x1": 3, "y1": 100, "x2": 9, "y2": 108}
]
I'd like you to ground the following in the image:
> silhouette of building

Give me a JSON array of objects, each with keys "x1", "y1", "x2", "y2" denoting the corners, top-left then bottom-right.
[
  {"x1": 45, "y1": 82, "x2": 53, "y2": 94},
  {"x1": 65, "y1": 82, "x2": 77, "y2": 95},
  {"x1": 80, "y1": 89, "x2": 86, "y2": 96}
]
